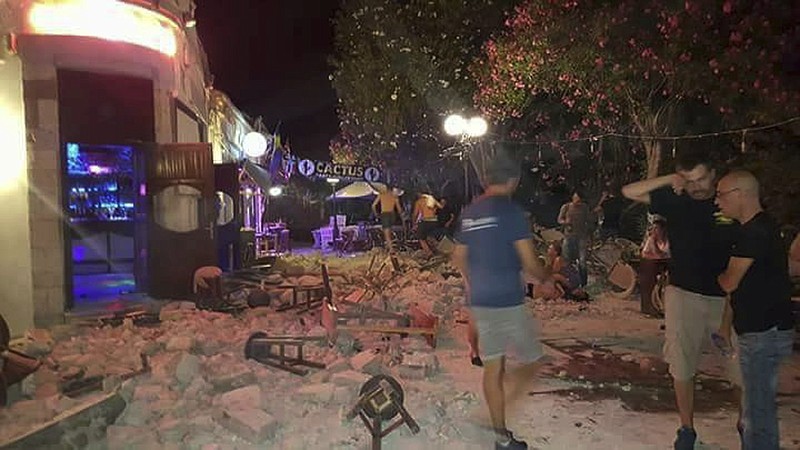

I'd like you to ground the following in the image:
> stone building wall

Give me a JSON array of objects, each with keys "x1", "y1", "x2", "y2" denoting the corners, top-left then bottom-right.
[{"x1": 0, "y1": 0, "x2": 212, "y2": 334}]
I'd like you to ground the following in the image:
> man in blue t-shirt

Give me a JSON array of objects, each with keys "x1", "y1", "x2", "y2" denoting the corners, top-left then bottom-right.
[{"x1": 452, "y1": 148, "x2": 548, "y2": 450}]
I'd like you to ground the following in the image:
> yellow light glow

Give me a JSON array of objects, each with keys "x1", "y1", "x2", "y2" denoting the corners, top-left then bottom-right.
[
  {"x1": 0, "y1": 58, "x2": 27, "y2": 193},
  {"x1": 26, "y1": 0, "x2": 178, "y2": 57}
]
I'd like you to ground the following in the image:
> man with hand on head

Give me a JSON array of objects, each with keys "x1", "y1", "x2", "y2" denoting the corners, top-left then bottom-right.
[
  {"x1": 452, "y1": 146, "x2": 548, "y2": 450},
  {"x1": 622, "y1": 149, "x2": 741, "y2": 450},
  {"x1": 715, "y1": 170, "x2": 795, "y2": 450}
]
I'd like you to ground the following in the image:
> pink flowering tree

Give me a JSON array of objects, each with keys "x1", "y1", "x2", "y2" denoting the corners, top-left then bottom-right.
[{"x1": 473, "y1": 0, "x2": 800, "y2": 177}]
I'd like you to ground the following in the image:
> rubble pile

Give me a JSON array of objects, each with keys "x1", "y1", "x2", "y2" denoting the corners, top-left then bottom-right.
[
  {"x1": 0, "y1": 253, "x2": 468, "y2": 449},
  {"x1": 1, "y1": 252, "x2": 780, "y2": 450}
]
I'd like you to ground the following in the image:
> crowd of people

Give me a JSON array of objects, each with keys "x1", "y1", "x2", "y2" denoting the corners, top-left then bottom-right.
[{"x1": 448, "y1": 145, "x2": 796, "y2": 450}]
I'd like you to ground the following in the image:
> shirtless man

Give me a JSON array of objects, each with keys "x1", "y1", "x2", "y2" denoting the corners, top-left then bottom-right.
[
  {"x1": 372, "y1": 185, "x2": 403, "y2": 252},
  {"x1": 413, "y1": 193, "x2": 443, "y2": 257}
]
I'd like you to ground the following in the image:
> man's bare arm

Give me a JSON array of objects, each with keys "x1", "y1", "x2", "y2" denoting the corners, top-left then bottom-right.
[
  {"x1": 557, "y1": 204, "x2": 568, "y2": 225},
  {"x1": 717, "y1": 256, "x2": 754, "y2": 294},
  {"x1": 372, "y1": 197, "x2": 380, "y2": 214},
  {"x1": 514, "y1": 239, "x2": 549, "y2": 281},
  {"x1": 621, "y1": 174, "x2": 675, "y2": 204}
]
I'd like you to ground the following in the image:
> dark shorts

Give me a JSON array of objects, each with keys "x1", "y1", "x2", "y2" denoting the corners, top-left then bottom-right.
[
  {"x1": 417, "y1": 220, "x2": 437, "y2": 239},
  {"x1": 380, "y1": 212, "x2": 395, "y2": 229}
]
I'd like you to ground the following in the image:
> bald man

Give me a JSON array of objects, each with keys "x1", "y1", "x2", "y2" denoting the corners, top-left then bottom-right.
[
  {"x1": 716, "y1": 170, "x2": 795, "y2": 450},
  {"x1": 622, "y1": 149, "x2": 741, "y2": 449}
]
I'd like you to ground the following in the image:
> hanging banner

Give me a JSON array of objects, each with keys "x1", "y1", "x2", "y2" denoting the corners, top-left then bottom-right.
[{"x1": 292, "y1": 158, "x2": 381, "y2": 182}]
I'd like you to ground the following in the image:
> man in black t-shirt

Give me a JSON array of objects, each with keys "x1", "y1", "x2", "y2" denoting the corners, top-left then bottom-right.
[
  {"x1": 715, "y1": 170, "x2": 794, "y2": 450},
  {"x1": 622, "y1": 150, "x2": 741, "y2": 450}
]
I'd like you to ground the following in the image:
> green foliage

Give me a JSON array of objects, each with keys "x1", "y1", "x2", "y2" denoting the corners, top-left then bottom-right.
[
  {"x1": 330, "y1": 0, "x2": 521, "y2": 166},
  {"x1": 729, "y1": 128, "x2": 800, "y2": 225}
]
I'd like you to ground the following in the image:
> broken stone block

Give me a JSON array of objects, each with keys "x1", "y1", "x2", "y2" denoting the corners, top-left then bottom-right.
[
  {"x1": 332, "y1": 386, "x2": 353, "y2": 404},
  {"x1": 327, "y1": 358, "x2": 351, "y2": 373},
  {"x1": 117, "y1": 400, "x2": 152, "y2": 427},
  {"x1": 166, "y1": 336, "x2": 195, "y2": 352},
  {"x1": 150, "y1": 353, "x2": 181, "y2": 381},
  {"x1": 205, "y1": 363, "x2": 256, "y2": 393},
  {"x1": 175, "y1": 353, "x2": 201, "y2": 386},
  {"x1": 295, "y1": 383, "x2": 335, "y2": 404},
  {"x1": 331, "y1": 370, "x2": 370, "y2": 388},
  {"x1": 215, "y1": 407, "x2": 278, "y2": 443},
  {"x1": 195, "y1": 339, "x2": 224, "y2": 357},
  {"x1": 106, "y1": 425, "x2": 160, "y2": 449},
  {"x1": 215, "y1": 385, "x2": 263, "y2": 411},
  {"x1": 141, "y1": 341, "x2": 163, "y2": 356},
  {"x1": 157, "y1": 416, "x2": 190, "y2": 443},
  {"x1": 307, "y1": 370, "x2": 331, "y2": 384},
  {"x1": 132, "y1": 384, "x2": 167, "y2": 403},
  {"x1": 399, "y1": 352, "x2": 439, "y2": 379},
  {"x1": 350, "y1": 350, "x2": 383, "y2": 375}
]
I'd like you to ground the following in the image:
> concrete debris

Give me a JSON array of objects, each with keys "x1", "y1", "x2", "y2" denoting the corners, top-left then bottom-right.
[
  {"x1": 215, "y1": 407, "x2": 278, "y2": 443},
  {"x1": 398, "y1": 351, "x2": 439, "y2": 380},
  {"x1": 349, "y1": 350, "x2": 384, "y2": 375},
  {"x1": 2, "y1": 252, "x2": 785, "y2": 450}
]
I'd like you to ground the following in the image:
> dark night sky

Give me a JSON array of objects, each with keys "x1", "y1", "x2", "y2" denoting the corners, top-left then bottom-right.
[{"x1": 195, "y1": 0, "x2": 341, "y2": 160}]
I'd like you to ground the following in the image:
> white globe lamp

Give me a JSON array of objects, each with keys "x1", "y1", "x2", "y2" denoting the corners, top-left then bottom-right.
[
  {"x1": 243, "y1": 131, "x2": 268, "y2": 158},
  {"x1": 444, "y1": 114, "x2": 466, "y2": 136},
  {"x1": 467, "y1": 117, "x2": 488, "y2": 137}
]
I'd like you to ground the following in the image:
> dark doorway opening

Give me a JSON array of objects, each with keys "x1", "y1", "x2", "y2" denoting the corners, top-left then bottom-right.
[{"x1": 57, "y1": 69, "x2": 155, "y2": 310}]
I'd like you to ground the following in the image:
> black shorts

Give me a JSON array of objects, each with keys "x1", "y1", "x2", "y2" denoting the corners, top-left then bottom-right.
[
  {"x1": 380, "y1": 212, "x2": 395, "y2": 229},
  {"x1": 417, "y1": 220, "x2": 438, "y2": 240}
]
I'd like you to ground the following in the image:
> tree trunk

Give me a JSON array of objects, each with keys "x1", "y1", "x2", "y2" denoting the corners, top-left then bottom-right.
[{"x1": 643, "y1": 140, "x2": 662, "y2": 179}]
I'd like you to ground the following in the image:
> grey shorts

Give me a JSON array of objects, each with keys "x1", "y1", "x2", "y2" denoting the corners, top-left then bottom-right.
[{"x1": 470, "y1": 304, "x2": 544, "y2": 363}]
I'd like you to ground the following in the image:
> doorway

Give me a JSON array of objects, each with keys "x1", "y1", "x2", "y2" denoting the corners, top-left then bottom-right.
[
  {"x1": 57, "y1": 69, "x2": 155, "y2": 310},
  {"x1": 66, "y1": 143, "x2": 138, "y2": 304}
]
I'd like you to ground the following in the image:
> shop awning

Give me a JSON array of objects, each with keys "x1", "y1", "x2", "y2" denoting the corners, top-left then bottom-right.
[{"x1": 328, "y1": 181, "x2": 404, "y2": 199}]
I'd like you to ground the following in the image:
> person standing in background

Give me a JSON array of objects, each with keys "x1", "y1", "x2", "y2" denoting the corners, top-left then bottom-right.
[{"x1": 557, "y1": 191, "x2": 591, "y2": 286}]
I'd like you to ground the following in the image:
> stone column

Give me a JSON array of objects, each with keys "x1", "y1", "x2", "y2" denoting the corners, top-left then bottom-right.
[{"x1": 23, "y1": 61, "x2": 66, "y2": 327}]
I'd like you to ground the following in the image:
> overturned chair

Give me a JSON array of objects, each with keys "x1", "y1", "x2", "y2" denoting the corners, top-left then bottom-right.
[{"x1": 320, "y1": 264, "x2": 439, "y2": 348}]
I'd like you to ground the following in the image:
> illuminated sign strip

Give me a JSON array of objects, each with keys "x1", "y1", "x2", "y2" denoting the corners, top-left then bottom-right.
[{"x1": 25, "y1": 0, "x2": 179, "y2": 57}]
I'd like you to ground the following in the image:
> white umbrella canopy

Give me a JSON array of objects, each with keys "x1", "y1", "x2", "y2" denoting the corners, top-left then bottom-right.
[{"x1": 328, "y1": 181, "x2": 404, "y2": 199}]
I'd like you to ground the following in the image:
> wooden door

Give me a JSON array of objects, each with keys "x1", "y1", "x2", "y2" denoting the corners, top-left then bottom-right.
[
  {"x1": 146, "y1": 143, "x2": 216, "y2": 299},
  {"x1": 214, "y1": 163, "x2": 242, "y2": 271}
]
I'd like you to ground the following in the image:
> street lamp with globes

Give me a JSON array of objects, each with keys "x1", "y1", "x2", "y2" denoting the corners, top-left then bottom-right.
[{"x1": 443, "y1": 114, "x2": 488, "y2": 203}]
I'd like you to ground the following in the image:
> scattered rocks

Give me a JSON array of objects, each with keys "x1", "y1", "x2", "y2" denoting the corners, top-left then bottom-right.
[
  {"x1": 350, "y1": 350, "x2": 384, "y2": 375},
  {"x1": 398, "y1": 351, "x2": 439, "y2": 380},
  {"x1": 331, "y1": 370, "x2": 371, "y2": 388},
  {"x1": 215, "y1": 408, "x2": 278, "y2": 443}
]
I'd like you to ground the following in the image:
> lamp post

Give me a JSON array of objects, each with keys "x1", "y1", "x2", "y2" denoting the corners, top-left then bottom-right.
[{"x1": 444, "y1": 114, "x2": 488, "y2": 204}]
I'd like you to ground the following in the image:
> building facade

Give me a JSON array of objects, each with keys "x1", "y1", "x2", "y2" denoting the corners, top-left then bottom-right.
[{"x1": 0, "y1": 0, "x2": 219, "y2": 336}]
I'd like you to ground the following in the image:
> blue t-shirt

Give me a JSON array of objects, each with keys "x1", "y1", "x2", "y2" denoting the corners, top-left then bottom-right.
[{"x1": 455, "y1": 195, "x2": 531, "y2": 308}]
